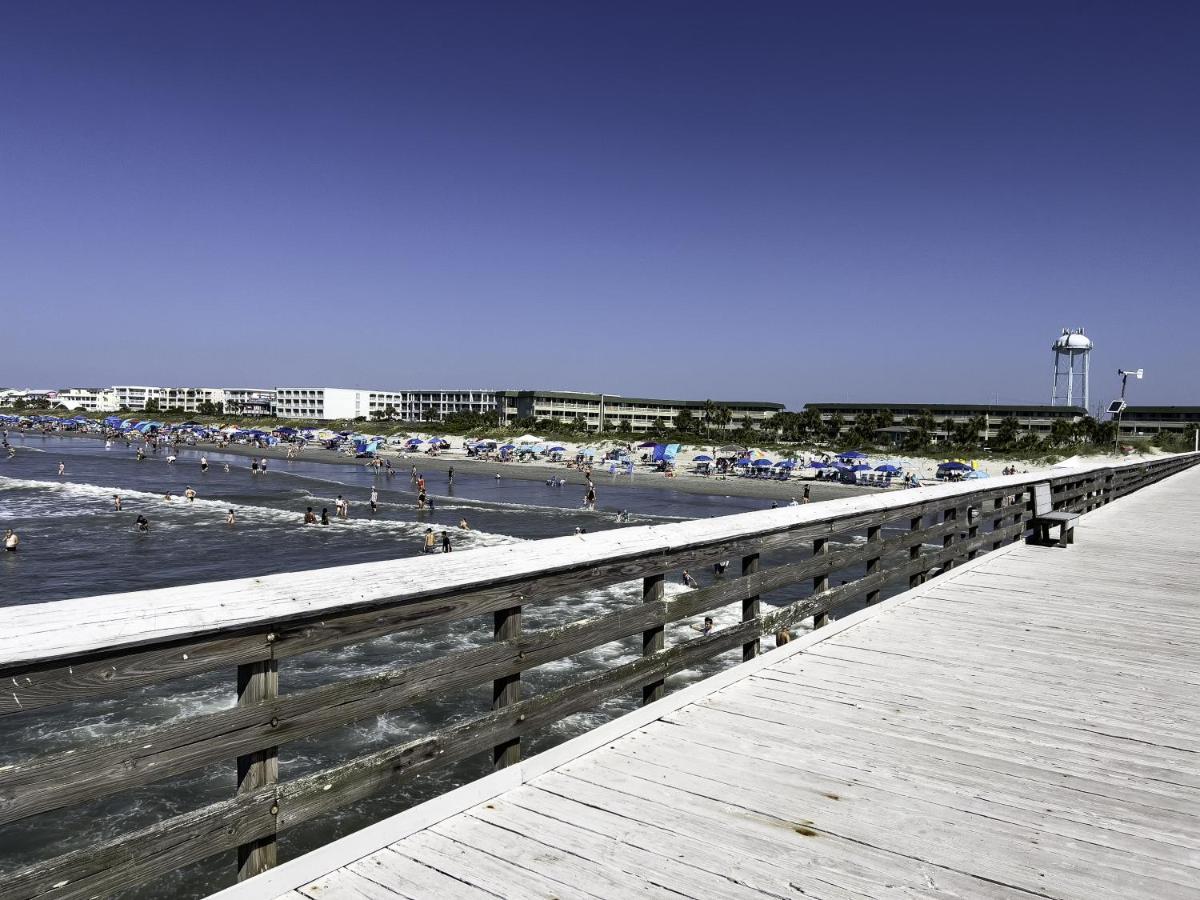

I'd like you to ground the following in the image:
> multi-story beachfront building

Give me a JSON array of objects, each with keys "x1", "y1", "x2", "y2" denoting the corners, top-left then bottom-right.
[
  {"x1": 220, "y1": 388, "x2": 275, "y2": 416},
  {"x1": 1117, "y1": 406, "x2": 1200, "y2": 438},
  {"x1": 271, "y1": 388, "x2": 366, "y2": 421},
  {"x1": 57, "y1": 388, "x2": 120, "y2": 412},
  {"x1": 803, "y1": 402, "x2": 1088, "y2": 444},
  {"x1": 271, "y1": 388, "x2": 496, "y2": 421},
  {"x1": 495, "y1": 391, "x2": 785, "y2": 433},
  {"x1": 365, "y1": 390, "x2": 496, "y2": 421}
]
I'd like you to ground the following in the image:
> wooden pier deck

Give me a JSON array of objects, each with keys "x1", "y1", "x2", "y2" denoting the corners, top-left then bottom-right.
[{"x1": 223, "y1": 464, "x2": 1200, "y2": 900}]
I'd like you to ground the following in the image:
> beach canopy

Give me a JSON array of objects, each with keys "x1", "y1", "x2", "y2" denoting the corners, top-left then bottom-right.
[
  {"x1": 875, "y1": 464, "x2": 901, "y2": 473},
  {"x1": 753, "y1": 459, "x2": 773, "y2": 467},
  {"x1": 693, "y1": 454, "x2": 713, "y2": 462},
  {"x1": 548, "y1": 445, "x2": 566, "y2": 452},
  {"x1": 837, "y1": 450, "x2": 868, "y2": 459},
  {"x1": 937, "y1": 461, "x2": 973, "y2": 471},
  {"x1": 499, "y1": 444, "x2": 516, "y2": 451}
]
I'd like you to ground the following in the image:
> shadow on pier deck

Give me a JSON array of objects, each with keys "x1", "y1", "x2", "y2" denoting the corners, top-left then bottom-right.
[{"x1": 217, "y1": 464, "x2": 1200, "y2": 900}]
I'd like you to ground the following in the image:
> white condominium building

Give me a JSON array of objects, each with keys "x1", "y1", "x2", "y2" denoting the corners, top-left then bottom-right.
[
  {"x1": 57, "y1": 388, "x2": 120, "y2": 412},
  {"x1": 272, "y1": 388, "x2": 496, "y2": 421}
]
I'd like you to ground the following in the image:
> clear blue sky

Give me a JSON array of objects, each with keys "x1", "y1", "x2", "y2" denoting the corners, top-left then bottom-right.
[{"x1": 2, "y1": 2, "x2": 1196, "y2": 410}]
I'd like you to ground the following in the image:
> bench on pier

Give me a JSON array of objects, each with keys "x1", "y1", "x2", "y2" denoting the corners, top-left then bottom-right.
[{"x1": 1028, "y1": 482, "x2": 1079, "y2": 547}]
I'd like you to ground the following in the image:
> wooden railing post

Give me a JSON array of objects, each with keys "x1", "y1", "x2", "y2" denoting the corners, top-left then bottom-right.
[
  {"x1": 812, "y1": 537, "x2": 829, "y2": 628},
  {"x1": 642, "y1": 574, "x2": 666, "y2": 705},
  {"x1": 966, "y1": 504, "x2": 980, "y2": 560},
  {"x1": 941, "y1": 506, "x2": 957, "y2": 571},
  {"x1": 492, "y1": 605, "x2": 522, "y2": 769},
  {"x1": 741, "y1": 553, "x2": 760, "y2": 660},
  {"x1": 908, "y1": 515, "x2": 923, "y2": 587},
  {"x1": 235, "y1": 655, "x2": 278, "y2": 881},
  {"x1": 990, "y1": 496, "x2": 1004, "y2": 551},
  {"x1": 865, "y1": 525, "x2": 882, "y2": 604}
]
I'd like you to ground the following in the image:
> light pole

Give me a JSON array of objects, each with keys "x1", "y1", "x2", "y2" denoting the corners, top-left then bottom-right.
[{"x1": 1111, "y1": 368, "x2": 1143, "y2": 454}]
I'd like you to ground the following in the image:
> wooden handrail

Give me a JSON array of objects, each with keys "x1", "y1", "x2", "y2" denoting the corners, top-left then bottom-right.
[{"x1": 0, "y1": 452, "x2": 1195, "y2": 898}]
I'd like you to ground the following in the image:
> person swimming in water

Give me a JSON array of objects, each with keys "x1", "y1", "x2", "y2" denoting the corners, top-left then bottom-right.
[
  {"x1": 135, "y1": 515, "x2": 149, "y2": 533},
  {"x1": 164, "y1": 491, "x2": 173, "y2": 502},
  {"x1": 200, "y1": 456, "x2": 209, "y2": 472},
  {"x1": 57, "y1": 461, "x2": 65, "y2": 476},
  {"x1": 304, "y1": 507, "x2": 317, "y2": 524},
  {"x1": 321, "y1": 507, "x2": 330, "y2": 525},
  {"x1": 223, "y1": 463, "x2": 230, "y2": 473},
  {"x1": 184, "y1": 486, "x2": 197, "y2": 502},
  {"x1": 4, "y1": 528, "x2": 19, "y2": 551},
  {"x1": 441, "y1": 530, "x2": 452, "y2": 552},
  {"x1": 458, "y1": 518, "x2": 470, "y2": 530},
  {"x1": 422, "y1": 528, "x2": 436, "y2": 554},
  {"x1": 113, "y1": 494, "x2": 122, "y2": 511},
  {"x1": 226, "y1": 509, "x2": 236, "y2": 526},
  {"x1": 370, "y1": 487, "x2": 378, "y2": 514}
]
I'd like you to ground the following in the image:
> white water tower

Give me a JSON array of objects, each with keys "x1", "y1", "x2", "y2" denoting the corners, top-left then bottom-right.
[{"x1": 1051, "y1": 328, "x2": 1092, "y2": 410}]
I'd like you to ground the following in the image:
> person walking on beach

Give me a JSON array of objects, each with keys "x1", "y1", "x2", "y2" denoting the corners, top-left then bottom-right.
[
  {"x1": 447, "y1": 467, "x2": 454, "y2": 487},
  {"x1": 803, "y1": 485, "x2": 811, "y2": 504},
  {"x1": 4, "y1": 529, "x2": 19, "y2": 551},
  {"x1": 57, "y1": 461, "x2": 65, "y2": 476},
  {"x1": 441, "y1": 531, "x2": 452, "y2": 553},
  {"x1": 416, "y1": 475, "x2": 425, "y2": 494},
  {"x1": 422, "y1": 528, "x2": 436, "y2": 554},
  {"x1": 370, "y1": 487, "x2": 379, "y2": 514},
  {"x1": 251, "y1": 460, "x2": 259, "y2": 475},
  {"x1": 584, "y1": 481, "x2": 596, "y2": 511},
  {"x1": 417, "y1": 490, "x2": 427, "y2": 510},
  {"x1": 260, "y1": 457, "x2": 268, "y2": 474},
  {"x1": 411, "y1": 465, "x2": 418, "y2": 484},
  {"x1": 200, "y1": 456, "x2": 209, "y2": 472},
  {"x1": 304, "y1": 507, "x2": 317, "y2": 524},
  {"x1": 226, "y1": 509, "x2": 236, "y2": 526},
  {"x1": 184, "y1": 486, "x2": 197, "y2": 502},
  {"x1": 113, "y1": 495, "x2": 122, "y2": 511}
]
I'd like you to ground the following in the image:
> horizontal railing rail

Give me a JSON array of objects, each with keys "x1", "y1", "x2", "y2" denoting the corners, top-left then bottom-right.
[{"x1": 0, "y1": 452, "x2": 1195, "y2": 899}]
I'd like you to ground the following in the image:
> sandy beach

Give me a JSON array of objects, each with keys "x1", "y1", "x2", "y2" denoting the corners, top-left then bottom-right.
[{"x1": 44, "y1": 430, "x2": 1161, "y2": 506}]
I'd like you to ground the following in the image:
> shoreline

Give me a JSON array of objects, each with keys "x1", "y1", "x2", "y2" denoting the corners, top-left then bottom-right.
[{"x1": 22, "y1": 432, "x2": 878, "y2": 504}]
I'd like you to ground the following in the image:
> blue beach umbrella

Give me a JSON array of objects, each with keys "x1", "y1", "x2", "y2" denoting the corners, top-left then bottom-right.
[
  {"x1": 753, "y1": 459, "x2": 773, "y2": 467},
  {"x1": 693, "y1": 454, "x2": 713, "y2": 462},
  {"x1": 937, "y1": 461, "x2": 973, "y2": 471},
  {"x1": 775, "y1": 460, "x2": 796, "y2": 468},
  {"x1": 850, "y1": 463, "x2": 871, "y2": 471},
  {"x1": 875, "y1": 464, "x2": 901, "y2": 473},
  {"x1": 548, "y1": 446, "x2": 566, "y2": 452}
]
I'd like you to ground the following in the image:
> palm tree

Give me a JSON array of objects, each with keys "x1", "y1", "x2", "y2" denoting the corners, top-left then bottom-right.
[{"x1": 702, "y1": 399, "x2": 717, "y2": 437}]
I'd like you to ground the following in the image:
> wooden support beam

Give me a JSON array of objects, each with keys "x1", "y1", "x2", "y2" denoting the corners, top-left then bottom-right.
[
  {"x1": 491, "y1": 605, "x2": 522, "y2": 770},
  {"x1": 865, "y1": 525, "x2": 882, "y2": 604},
  {"x1": 641, "y1": 574, "x2": 666, "y2": 705},
  {"x1": 908, "y1": 515, "x2": 923, "y2": 588},
  {"x1": 812, "y1": 538, "x2": 829, "y2": 628},
  {"x1": 235, "y1": 657, "x2": 278, "y2": 881},
  {"x1": 740, "y1": 553, "x2": 760, "y2": 660}
]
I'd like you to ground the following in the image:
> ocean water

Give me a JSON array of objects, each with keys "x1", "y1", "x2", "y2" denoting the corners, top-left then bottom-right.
[{"x1": 0, "y1": 434, "x2": 916, "y2": 897}]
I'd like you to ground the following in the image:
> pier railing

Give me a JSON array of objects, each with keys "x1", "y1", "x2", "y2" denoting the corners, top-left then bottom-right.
[{"x1": 0, "y1": 453, "x2": 1195, "y2": 899}]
